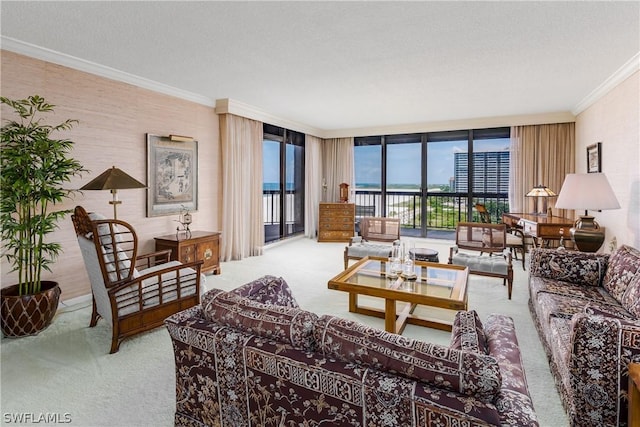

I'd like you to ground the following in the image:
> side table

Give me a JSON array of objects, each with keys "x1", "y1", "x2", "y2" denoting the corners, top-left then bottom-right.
[
  {"x1": 154, "y1": 231, "x2": 221, "y2": 275},
  {"x1": 410, "y1": 248, "x2": 440, "y2": 263}
]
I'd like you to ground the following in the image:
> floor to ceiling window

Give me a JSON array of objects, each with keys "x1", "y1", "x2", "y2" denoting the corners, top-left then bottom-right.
[
  {"x1": 354, "y1": 127, "x2": 510, "y2": 238},
  {"x1": 263, "y1": 124, "x2": 305, "y2": 243}
]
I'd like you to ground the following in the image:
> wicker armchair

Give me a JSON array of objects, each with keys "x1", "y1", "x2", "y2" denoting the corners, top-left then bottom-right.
[
  {"x1": 448, "y1": 222, "x2": 514, "y2": 299},
  {"x1": 72, "y1": 206, "x2": 203, "y2": 353},
  {"x1": 475, "y1": 203, "x2": 526, "y2": 269},
  {"x1": 344, "y1": 217, "x2": 401, "y2": 269}
]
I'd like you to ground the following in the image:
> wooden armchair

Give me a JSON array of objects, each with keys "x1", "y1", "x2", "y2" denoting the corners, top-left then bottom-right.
[
  {"x1": 448, "y1": 222, "x2": 514, "y2": 299},
  {"x1": 72, "y1": 206, "x2": 203, "y2": 353},
  {"x1": 360, "y1": 216, "x2": 400, "y2": 242},
  {"x1": 344, "y1": 217, "x2": 401, "y2": 269},
  {"x1": 475, "y1": 203, "x2": 526, "y2": 269}
]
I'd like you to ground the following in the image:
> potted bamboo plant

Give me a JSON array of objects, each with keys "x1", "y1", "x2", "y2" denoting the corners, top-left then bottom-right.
[{"x1": 1, "y1": 95, "x2": 86, "y2": 337}]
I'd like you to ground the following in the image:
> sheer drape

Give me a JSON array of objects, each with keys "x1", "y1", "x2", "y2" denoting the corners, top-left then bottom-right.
[
  {"x1": 219, "y1": 114, "x2": 264, "y2": 260},
  {"x1": 322, "y1": 137, "x2": 354, "y2": 202},
  {"x1": 509, "y1": 123, "x2": 575, "y2": 217},
  {"x1": 304, "y1": 135, "x2": 323, "y2": 238}
]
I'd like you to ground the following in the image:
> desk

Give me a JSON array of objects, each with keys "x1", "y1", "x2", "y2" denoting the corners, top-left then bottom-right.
[{"x1": 502, "y1": 213, "x2": 574, "y2": 248}]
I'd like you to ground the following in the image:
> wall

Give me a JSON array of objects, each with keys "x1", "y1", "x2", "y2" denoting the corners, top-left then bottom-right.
[
  {"x1": 575, "y1": 70, "x2": 640, "y2": 250},
  {"x1": 0, "y1": 50, "x2": 221, "y2": 301}
]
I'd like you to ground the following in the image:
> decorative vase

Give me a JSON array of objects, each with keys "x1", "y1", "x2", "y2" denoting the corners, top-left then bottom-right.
[{"x1": 1, "y1": 281, "x2": 61, "y2": 337}]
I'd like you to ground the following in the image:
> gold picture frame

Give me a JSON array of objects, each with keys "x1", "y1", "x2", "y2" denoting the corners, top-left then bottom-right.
[{"x1": 146, "y1": 133, "x2": 198, "y2": 217}]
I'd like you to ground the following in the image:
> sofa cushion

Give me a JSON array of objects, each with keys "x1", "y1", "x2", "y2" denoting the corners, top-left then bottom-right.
[
  {"x1": 529, "y1": 248, "x2": 608, "y2": 288},
  {"x1": 231, "y1": 275, "x2": 299, "y2": 308},
  {"x1": 201, "y1": 289, "x2": 317, "y2": 351},
  {"x1": 314, "y1": 314, "x2": 502, "y2": 403},
  {"x1": 450, "y1": 310, "x2": 489, "y2": 354},
  {"x1": 451, "y1": 252, "x2": 509, "y2": 275},
  {"x1": 603, "y1": 245, "x2": 640, "y2": 303},
  {"x1": 584, "y1": 301, "x2": 635, "y2": 320},
  {"x1": 619, "y1": 272, "x2": 640, "y2": 318},
  {"x1": 530, "y1": 276, "x2": 620, "y2": 305}
]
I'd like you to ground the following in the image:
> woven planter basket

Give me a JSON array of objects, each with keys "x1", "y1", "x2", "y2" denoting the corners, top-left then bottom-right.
[{"x1": 1, "y1": 281, "x2": 61, "y2": 337}]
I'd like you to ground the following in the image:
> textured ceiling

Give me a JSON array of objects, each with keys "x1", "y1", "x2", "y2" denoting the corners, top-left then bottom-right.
[{"x1": 1, "y1": 1, "x2": 639, "y2": 132}]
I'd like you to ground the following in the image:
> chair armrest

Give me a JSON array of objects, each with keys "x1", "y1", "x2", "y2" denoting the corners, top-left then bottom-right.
[
  {"x1": 107, "y1": 260, "x2": 204, "y2": 309},
  {"x1": 135, "y1": 249, "x2": 172, "y2": 269},
  {"x1": 529, "y1": 248, "x2": 609, "y2": 287},
  {"x1": 349, "y1": 236, "x2": 363, "y2": 246},
  {"x1": 507, "y1": 226, "x2": 525, "y2": 240},
  {"x1": 569, "y1": 313, "x2": 640, "y2": 424}
]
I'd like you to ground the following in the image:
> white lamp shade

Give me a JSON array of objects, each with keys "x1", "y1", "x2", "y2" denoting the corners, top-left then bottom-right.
[{"x1": 555, "y1": 173, "x2": 620, "y2": 211}]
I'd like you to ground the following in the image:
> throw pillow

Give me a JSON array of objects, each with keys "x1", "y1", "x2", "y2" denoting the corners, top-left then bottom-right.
[
  {"x1": 450, "y1": 310, "x2": 489, "y2": 354},
  {"x1": 529, "y1": 248, "x2": 608, "y2": 287},
  {"x1": 231, "y1": 275, "x2": 299, "y2": 308},
  {"x1": 314, "y1": 314, "x2": 501, "y2": 403},
  {"x1": 202, "y1": 289, "x2": 317, "y2": 351},
  {"x1": 620, "y1": 272, "x2": 640, "y2": 318},
  {"x1": 603, "y1": 245, "x2": 640, "y2": 303}
]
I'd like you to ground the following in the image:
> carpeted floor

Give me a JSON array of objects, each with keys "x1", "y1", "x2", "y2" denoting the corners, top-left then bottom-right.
[{"x1": 1, "y1": 236, "x2": 568, "y2": 426}]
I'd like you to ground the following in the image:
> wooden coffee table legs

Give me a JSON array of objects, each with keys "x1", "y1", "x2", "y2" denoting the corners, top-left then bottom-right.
[{"x1": 348, "y1": 292, "x2": 454, "y2": 333}]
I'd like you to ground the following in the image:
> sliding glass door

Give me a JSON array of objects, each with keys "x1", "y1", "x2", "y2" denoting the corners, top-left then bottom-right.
[
  {"x1": 354, "y1": 127, "x2": 510, "y2": 238},
  {"x1": 263, "y1": 124, "x2": 304, "y2": 243}
]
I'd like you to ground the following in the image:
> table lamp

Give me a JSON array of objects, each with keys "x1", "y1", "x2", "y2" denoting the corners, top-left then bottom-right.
[
  {"x1": 526, "y1": 185, "x2": 557, "y2": 215},
  {"x1": 554, "y1": 173, "x2": 620, "y2": 252},
  {"x1": 80, "y1": 166, "x2": 146, "y2": 219}
]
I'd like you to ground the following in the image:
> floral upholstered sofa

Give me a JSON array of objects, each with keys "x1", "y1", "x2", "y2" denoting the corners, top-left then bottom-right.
[
  {"x1": 528, "y1": 245, "x2": 640, "y2": 427},
  {"x1": 166, "y1": 275, "x2": 539, "y2": 426}
]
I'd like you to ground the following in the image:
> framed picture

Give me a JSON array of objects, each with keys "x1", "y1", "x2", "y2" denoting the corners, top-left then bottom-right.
[
  {"x1": 586, "y1": 142, "x2": 602, "y2": 173},
  {"x1": 146, "y1": 134, "x2": 198, "y2": 217}
]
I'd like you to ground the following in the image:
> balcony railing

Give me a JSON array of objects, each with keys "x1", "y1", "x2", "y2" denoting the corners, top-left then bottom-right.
[
  {"x1": 263, "y1": 189, "x2": 510, "y2": 239},
  {"x1": 352, "y1": 190, "x2": 510, "y2": 233},
  {"x1": 263, "y1": 190, "x2": 299, "y2": 225}
]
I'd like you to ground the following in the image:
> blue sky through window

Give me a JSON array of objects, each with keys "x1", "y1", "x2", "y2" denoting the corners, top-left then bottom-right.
[{"x1": 356, "y1": 138, "x2": 509, "y2": 187}]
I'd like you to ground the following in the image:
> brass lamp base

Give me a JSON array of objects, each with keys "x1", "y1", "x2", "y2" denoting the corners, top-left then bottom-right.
[{"x1": 570, "y1": 215, "x2": 605, "y2": 252}]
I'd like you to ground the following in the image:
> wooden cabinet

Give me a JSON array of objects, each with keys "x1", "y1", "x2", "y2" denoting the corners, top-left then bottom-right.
[
  {"x1": 318, "y1": 202, "x2": 355, "y2": 242},
  {"x1": 154, "y1": 231, "x2": 221, "y2": 274}
]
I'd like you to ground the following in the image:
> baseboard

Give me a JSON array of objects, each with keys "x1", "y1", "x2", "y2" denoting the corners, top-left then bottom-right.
[{"x1": 58, "y1": 293, "x2": 92, "y2": 313}]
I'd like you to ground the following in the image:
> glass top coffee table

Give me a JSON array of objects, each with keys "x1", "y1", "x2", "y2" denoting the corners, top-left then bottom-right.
[{"x1": 327, "y1": 256, "x2": 469, "y2": 334}]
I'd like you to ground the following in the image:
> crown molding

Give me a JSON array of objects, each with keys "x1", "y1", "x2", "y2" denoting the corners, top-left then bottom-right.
[
  {"x1": 215, "y1": 98, "x2": 324, "y2": 137},
  {"x1": 573, "y1": 52, "x2": 640, "y2": 115},
  {"x1": 1, "y1": 36, "x2": 215, "y2": 107},
  {"x1": 6, "y1": 35, "x2": 628, "y2": 138},
  {"x1": 320, "y1": 111, "x2": 576, "y2": 139}
]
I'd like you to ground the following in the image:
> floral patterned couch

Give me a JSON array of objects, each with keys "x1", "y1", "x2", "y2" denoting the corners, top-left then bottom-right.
[
  {"x1": 528, "y1": 245, "x2": 640, "y2": 427},
  {"x1": 166, "y1": 275, "x2": 538, "y2": 426}
]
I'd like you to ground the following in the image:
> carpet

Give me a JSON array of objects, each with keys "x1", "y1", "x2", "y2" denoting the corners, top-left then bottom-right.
[{"x1": 0, "y1": 236, "x2": 568, "y2": 426}]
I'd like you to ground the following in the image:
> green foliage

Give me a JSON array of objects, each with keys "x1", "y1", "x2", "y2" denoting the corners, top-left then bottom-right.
[{"x1": 1, "y1": 95, "x2": 86, "y2": 295}]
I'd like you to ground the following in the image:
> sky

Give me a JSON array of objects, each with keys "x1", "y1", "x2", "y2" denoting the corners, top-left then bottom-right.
[
  {"x1": 356, "y1": 138, "x2": 510, "y2": 186},
  {"x1": 263, "y1": 137, "x2": 510, "y2": 186}
]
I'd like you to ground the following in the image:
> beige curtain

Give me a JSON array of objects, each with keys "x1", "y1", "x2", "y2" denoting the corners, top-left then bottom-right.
[
  {"x1": 322, "y1": 137, "x2": 355, "y2": 203},
  {"x1": 509, "y1": 123, "x2": 575, "y2": 217},
  {"x1": 219, "y1": 114, "x2": 264, "y2": 260},
  {"x1": 305, "y1": 135, "x2": 323, "y2": 238}
]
